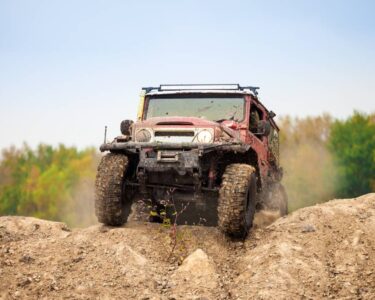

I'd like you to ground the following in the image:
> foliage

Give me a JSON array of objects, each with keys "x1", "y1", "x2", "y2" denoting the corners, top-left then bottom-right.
[
  {"x1": 0, "y1": 144, "x2": 99, "y2": 226},
  {"x1": 328, "y1": 112, "x2": 375, "y2": 197}
]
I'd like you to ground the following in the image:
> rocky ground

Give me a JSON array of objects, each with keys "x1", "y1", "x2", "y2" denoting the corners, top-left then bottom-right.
[{"x1": 0, "y1": 193, "x2": 374, "y2": 300}]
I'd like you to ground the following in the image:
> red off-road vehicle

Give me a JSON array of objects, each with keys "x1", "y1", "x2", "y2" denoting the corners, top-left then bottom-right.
[{"x1": 95, "y1": 84, "x2": 287, "y2": 237}]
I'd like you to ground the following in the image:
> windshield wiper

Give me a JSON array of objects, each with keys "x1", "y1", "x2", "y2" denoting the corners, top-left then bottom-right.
[
  {"x1": 214, "y1": 118, "x2": 227, "y2": 123},
  {"x1": 214, "y1": 106, "x2": 239, "y2": 123}
]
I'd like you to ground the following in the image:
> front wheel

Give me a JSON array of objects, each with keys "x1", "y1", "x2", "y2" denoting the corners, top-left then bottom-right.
[
  {"x1": 94, "y1": 153, "x2": 132, "y2": 226},
  {"x1": 218, "y1": 164, "x2": 257, "y2": 238}
]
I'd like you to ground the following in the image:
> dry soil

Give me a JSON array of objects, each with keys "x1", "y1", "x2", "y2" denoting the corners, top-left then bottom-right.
[{"x1": 1, "y1": 193, "x2": 374, "y2": 300}]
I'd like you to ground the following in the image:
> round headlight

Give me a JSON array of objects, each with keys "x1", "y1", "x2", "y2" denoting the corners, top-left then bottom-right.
[
  {"x1": 136, "y1": 129, "x2": 152, "y2": 142},
  {"x1": 196, "y1": 130, "x2": 213, "y2": 143}
]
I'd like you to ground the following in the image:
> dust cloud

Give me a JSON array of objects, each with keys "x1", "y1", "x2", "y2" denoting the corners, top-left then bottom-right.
[
  {"x1": 253, "y1": 210, "x2": 281, "y2": 228},
  {"x1": 58, "y1": 178, "x2": 97, "y2": 227},
  {"x1": 279, "y1": 115, "x2": 338, "y2": 212}
]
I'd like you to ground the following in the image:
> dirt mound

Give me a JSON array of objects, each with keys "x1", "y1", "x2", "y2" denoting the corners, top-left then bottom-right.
[
  {"x1": 1, "y1": 193, "x2": 374, "y2": 299},
  {"x1": 237, "y1": 193, "x2": 375, "y2": 299}
]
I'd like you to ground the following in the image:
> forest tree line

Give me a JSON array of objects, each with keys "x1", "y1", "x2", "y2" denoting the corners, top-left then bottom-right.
[
  {"x1": 280, "y1": 112, "x2": 375, "y2": 211},
  {"x1": 0, "y1": 145, "x2": 99, "y2": 226},
  {"x1": 0, "y1": 112, "x2": 374, "y2": 226}
]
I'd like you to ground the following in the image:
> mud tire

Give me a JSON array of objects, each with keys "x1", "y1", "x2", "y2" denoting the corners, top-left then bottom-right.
[
  {"x1": 218, "y1": 164, "x2": 257, "y2": 237},
  {"x1": 262, "y1": 183, "x2": 288, "y2": 216},
  {"x1": 95, "y1": 153, "x2": 131, "y2": 226}
]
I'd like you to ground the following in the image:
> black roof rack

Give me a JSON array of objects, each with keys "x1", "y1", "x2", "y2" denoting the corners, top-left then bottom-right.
[{"x1": 142, "y1": 84, "x2": 260, "y2": 95}]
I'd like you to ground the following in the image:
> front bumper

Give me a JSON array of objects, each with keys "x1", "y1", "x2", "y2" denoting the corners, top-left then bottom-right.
[
  {"x1": 102, "y1": 141, "x2": 250, "y2": 193},
  {"x1": 100, "y1": 141, "x2": 250, "y2": 154}
]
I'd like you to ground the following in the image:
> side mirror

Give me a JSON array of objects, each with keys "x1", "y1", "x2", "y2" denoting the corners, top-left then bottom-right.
[
  {"x1": 269, "y1": 111, "x2": 276, "y2": 119},
  {"x1": 120, "y1": 120, "x2": 134, "y2": 136},
  {"x1": 257, "y1": 120, "x2": 271, "y2": 136}
]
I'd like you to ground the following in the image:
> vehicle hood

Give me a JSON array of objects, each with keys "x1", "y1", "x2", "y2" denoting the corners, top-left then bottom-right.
[{"x1": 138, "y1": 117, "x2": 219, "y2": 127}]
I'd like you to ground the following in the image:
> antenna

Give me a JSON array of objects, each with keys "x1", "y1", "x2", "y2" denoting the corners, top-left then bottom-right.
[{"x1": 104, "y1": 126, "x2": 107, "y2": 144}]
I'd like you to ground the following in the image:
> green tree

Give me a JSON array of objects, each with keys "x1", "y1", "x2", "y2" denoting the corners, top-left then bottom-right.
[
  {"x1": 328, "y1": 112, "x2": 375, "y2": 197},
  {"x1": 0, "y1": 144, "x2": 99, "y2": 226}
]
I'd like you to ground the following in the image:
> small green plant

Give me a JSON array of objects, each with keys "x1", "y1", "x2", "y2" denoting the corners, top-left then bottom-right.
[{"x1": 153, "y1": 188, "x2": 191, "y2": 263}]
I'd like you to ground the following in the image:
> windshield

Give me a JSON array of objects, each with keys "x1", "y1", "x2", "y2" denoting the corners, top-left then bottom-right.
[{"x1": 145, "y1": 96, "x2": 245, "y2": 122}]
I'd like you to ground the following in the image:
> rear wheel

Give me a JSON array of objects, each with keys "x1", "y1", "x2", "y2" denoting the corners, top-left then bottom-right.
[
  {"x1": 95, "y1": 153, "x2": 132, "y2": 226},
  {"x1": 262, "y1": 183, "x2": 288, "y2": 216},
  {"x1": 218, "y1": 164, "x2": 257, "y2": 237}
]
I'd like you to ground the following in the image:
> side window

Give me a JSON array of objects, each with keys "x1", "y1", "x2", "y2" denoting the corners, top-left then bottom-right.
[{"x1": 249, "y1": 103, "x2": 264, "y2": 134}]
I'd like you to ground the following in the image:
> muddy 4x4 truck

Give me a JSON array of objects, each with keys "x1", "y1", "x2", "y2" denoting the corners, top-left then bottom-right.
[{"x1": 95, "y1": 84, "x2": 287, "y2": 237}]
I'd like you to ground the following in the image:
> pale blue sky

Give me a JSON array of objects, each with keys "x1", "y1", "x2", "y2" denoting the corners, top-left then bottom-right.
[{"x1": 0, "y1": 0, "x2": 374, "y2": 149}]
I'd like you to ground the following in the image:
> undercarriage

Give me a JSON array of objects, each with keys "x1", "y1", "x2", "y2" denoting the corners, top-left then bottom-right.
[{"x1": 111, "y1": 142, "x2": 245, "y2": 226}]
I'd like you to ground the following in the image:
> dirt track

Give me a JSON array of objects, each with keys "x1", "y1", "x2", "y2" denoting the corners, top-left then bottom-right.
[{"x1": 1, "y1": 193, "x2": 375, "y2": 299}]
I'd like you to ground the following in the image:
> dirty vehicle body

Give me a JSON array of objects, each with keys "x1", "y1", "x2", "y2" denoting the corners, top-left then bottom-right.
[{"x1": 95, "y1": 84, "x2": 287, "y2": 237}]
